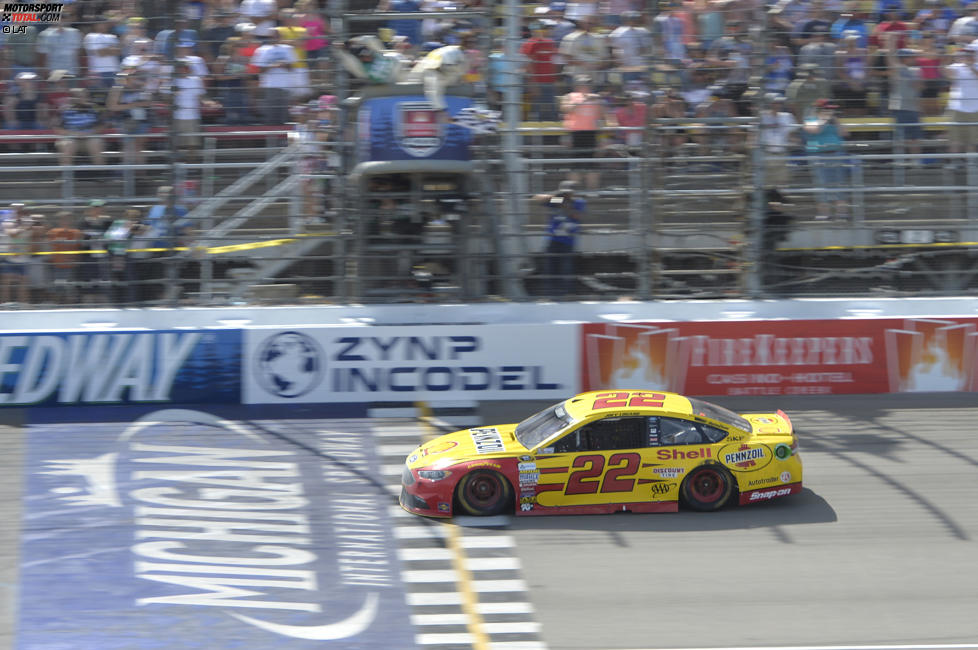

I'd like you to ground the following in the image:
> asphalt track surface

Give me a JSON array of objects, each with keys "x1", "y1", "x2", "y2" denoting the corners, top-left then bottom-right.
[
  {"x1": 2, "y1": 394, "x2": 978, "y2": 649},
  {"x1": 484, "y1": 394, "x2": 978, "y2": 650}
]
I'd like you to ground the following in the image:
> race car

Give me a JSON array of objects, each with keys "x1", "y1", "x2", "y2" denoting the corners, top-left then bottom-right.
[{"x1": 400, "y1": 390, "x2": 802, "y2": 517}]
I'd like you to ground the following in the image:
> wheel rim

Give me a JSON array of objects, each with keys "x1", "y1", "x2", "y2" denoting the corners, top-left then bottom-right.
[
  {"x1": 690, "y1": 468, "x2": 724, "y2": 502},
  {"x1": 465, "y1": 474, "x2": 502, "y2": 509}
]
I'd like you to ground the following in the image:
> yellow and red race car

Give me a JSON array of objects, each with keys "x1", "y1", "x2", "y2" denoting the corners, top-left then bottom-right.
[{"x1": 400, "y1": 390, "x2": 802, "y2": 517}]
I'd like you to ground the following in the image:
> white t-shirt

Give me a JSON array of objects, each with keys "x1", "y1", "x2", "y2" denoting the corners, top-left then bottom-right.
[
  {"x1": 608, "y1": 25, "x2": 652, "y2": 68},
  {"x1": 760, "y1": 110, "x2": 799, "y2": 151},
  {"x1": 238, "y1": 0, "x2": 278, "y2": 37},
  {"x1": 252, "y1": 43, "x2": 297, "y2": 89},
  {"x1": 174, "y1": 75, "x2": 205, "y2": 120},
  {"x1": 946, "y1": 61, "x2": 978, "y2": 113},
  {"x1": 83, "y1": 32, "x2": 120, "y2": 74}
]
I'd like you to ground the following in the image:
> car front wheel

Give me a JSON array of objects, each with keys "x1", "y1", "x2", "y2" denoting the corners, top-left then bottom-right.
[
  {"x1": 681, "y1": 464, "x2": 735, "y2": 512},
  {"x1": 456, "y1": 470, "x2": 512, "y2": 516}
]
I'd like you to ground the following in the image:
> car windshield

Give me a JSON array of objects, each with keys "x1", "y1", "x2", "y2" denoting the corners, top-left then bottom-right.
[
  {"x1": 687, "y1": 397, "x2": 752, "y2": 432},
  {"x1": 514, "y1": 401, "x2": 576, "y2": 449}
]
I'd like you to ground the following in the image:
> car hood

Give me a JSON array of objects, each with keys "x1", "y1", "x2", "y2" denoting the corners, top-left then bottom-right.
[{"x1": 406, "y1": 424, "x2": 527, "y2": 469}]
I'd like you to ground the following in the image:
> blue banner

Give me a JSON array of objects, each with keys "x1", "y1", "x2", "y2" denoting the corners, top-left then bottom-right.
[
  {"x1": 357, "y1": 94, "x2": 473, "y2": 163},
  {"x1": 17, "y1": 409, "x2": 416, "y2": 649},
  {"x1": 0, "y1": 330, "x2": 241, "y2": 406}
]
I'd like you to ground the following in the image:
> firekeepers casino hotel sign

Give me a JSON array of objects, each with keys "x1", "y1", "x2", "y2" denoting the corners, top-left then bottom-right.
[{"x1": 1, "y1": 3, "x2": 63, "y2": 32}]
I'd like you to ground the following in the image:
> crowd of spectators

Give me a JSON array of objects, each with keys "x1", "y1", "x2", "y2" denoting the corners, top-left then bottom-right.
[
  {"x1": 0, "y1": 189, "x2": 194, "y2": 308},
  {"x1": 4, "y1": 0, "x2": 978, "y2": 136}
]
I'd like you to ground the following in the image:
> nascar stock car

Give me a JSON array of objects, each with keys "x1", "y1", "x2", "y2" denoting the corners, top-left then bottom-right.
[{"x1": 400, "y1": 390, "x2": 802, "y2": 517}]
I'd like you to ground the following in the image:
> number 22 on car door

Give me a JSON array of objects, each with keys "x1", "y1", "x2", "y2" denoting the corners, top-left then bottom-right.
[{"x1": 533, "y1": 415, "x2": 648, "y2": 507}]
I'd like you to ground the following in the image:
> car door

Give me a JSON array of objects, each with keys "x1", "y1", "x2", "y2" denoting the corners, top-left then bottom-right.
[
  {"x1": 531, "y1": 415, "x2": 650, "y2": 509},
  {"x1": 641, "y1": 416, "x2": 731, "y2": 500}
]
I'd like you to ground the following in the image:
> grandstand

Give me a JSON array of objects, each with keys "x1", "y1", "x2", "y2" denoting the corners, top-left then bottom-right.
[{"x1": 2, "y1": 0, "x2": 978, "y2": 307}]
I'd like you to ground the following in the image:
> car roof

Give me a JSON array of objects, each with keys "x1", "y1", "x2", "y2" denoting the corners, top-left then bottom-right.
[{"x1": 563, "y1": 390, "x2": 694, "y2": 420}]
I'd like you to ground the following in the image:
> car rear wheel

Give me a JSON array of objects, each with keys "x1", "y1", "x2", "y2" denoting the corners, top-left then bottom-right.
[
  {"x1": 681, "y1": 464, "x2": 735, "y2": 512},
  {"x1": 456, "y1": 470, "x2": 512, "y2": 516}
]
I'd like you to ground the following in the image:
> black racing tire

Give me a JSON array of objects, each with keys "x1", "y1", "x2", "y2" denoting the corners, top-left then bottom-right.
[
  {"x1": 455, "y1": 470, "x2": 513, "y2": 516},
  {"x1": 680, "y1": 464, "x2": 735, "y2": 512}
]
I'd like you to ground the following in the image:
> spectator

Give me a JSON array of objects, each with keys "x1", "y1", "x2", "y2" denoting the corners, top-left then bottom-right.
[
  {"x1": 84, "y1": 19, "x2": 122, "y2": 89},
  {"x1": 764, "y1": 44, "x2": 795, "y2": 95},
  {"x1": 202, "y1": 11, "x2": 238, "y2": 61},
  {"x1": 121, "y1": 17, "x2": 151, "y2": 59},
  {"x1": 533, "y1": 180, "x2": 583, "y2": 297},
  {"x1": 5, "y1": 22, "x2": 39, "y2": 79},
  {"x1": 171, "y1": 59, "x2": 208, "y2": 161},
  {"x1": 651, "y1": 88, "x2": 689, "y2": 159},
  {"x1": 915, "y1": 33, "x2": 945, "y2": 116},
  {"x1": 652, "y1": 1, "x2": 688, "y2": 63},
  {"x1": 235, "y1": 22, "x2": 262, "y2": 118},
  {"x1": 155, "y1": 17, "x2": 200, "y2": 60},
  {"x1": 252, "y1": 30, "x2": 297, "y2": 124},
  {"x1": 949, "y1": 2, "x2": 978, "y2": 44},
  {"x1": 609, "y1": 11, "x2": 653, "y2": 86},
  {"x1": 543, "y1": 3, "x2": 577, "y2": 43},
  {"x1": 834, "y1": 32, "x2": 870, "y2": 115},
  {"x1": 176, "y1": 40, "x2": 209, "y2": 77},
  {"x1": 792, "y1": 1, "x2": 834, "y2": 50},
  {"x1": 44, "y1": 70, "x2": 75, "y2": 123},
  {"x1": 37, "y1": 14, "x2": 83, "y2": 77},
  {"x1": 759, "y1": 94, "x2": 799, "y2": 188},
  {"x1": 798, "y1": 25, "x2": 838, "y2": 77},
  {"x1": 943, "y1": 41, "x2": 978, "y2": 157},
  {"x1": 887, "y1": 36, "x2": 924, "y2": 164},
  {"x1": 277, "y1": 9, "x2": 312, "y2": 99},
  {"x1": 693, "y1": 85, "x2": 741, "y2": 154},
  {"x1": 296, "y1": 0, "x2": 330, "y2": 84},
  {"x1": 786, "y1": 63, "x2": 831, "y2": 119},
  {"x1": 239, "y1": 0, "x2": 279, "y2": 39},
  {"x1": 609, "y1": 89, "x2": 648, "y2": 153},
  {"x1": 561, "y1": 75, "x2": 606, "y2": 192},
  {"x1": 382, "y1": 0, "x2": 423, "y2": 47},
  {"x1": 1, "y1": 211, "x2": 31, "y2": 305},
  {"x1": 46, "y1": 210, "x2": 83, "y2": 305},
  {"x1": 804, "y1": 98, "x2": 849, "y2": 219},
  {"x1": 107, "y1": 71, "x2": 154, "y2": 166},
  {"x1": 3, "y1": 72, "x2": 44, "y2": 130},
  {"x1": 832, "y1": 5, "x2": 869, "y2": 49},
  {"x1": 78, "y1": 200, "x2": 112, "y2": 305},
  {"x1": 521, "y1": 21, "x2": 560, "y2": 121},
  {"x1": 214, "y1": 38, "x2": 252, "y2": 125},
  {"x1": 559, "y1": 15, "x2": 609, "y2": 88},
  {"x1": 104, "y1": 208, "x2": 146, "y2": 305},
  {"x1": 144, "y1": 186, "x2": 189, "y2": 303},
  {"x1": 27, "y1": 212, "x2": 50, "y2": 303},
  {"x1": 55, "y1": 88, "x2": 105, "y2": 168}
]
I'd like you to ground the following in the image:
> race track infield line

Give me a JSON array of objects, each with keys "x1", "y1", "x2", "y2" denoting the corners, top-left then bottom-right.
[
  {"x1": 372, "y1": 404, "x2": 545, "y2": 650},
  {"x1": 417, "y1": 401, "x2": 490, "y2": 650}
]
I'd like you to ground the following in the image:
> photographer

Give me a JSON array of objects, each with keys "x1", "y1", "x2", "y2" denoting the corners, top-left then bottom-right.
[
  {"x1": 803, "y1": 98, "x2": 849, "y2": 220},
  {"x1": 533, "y1": 180, "x2": 585, "y2": 298}
]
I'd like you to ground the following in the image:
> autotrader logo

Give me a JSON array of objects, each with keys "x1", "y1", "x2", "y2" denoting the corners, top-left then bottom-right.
[{"x1": 255, "y1": 331, "x2": 324, "y2": 398}]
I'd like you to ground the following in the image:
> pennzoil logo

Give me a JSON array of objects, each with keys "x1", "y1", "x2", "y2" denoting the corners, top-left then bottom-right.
[
  {"x1": 1, "y1": 3, "x2": 62, "y2": 32},
  {"x1": 395, "y1": 102, "x2": 444, "y2": 157}
]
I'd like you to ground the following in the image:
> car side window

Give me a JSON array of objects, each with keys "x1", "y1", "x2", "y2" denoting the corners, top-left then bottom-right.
[
  {"x1": 659, "y1": 417, "x2": 706, "y2": 445},
  {"x1": 699, "y1": 423, "x2": 728, "y2": 443},
  {"x1": 553, "y1": 417, "x2": 648, "y2": 452}
]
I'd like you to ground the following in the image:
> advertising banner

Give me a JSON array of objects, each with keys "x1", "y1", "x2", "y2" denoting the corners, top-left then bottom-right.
[
  {"x1": 580, "y1": 318, "x2": 978, "y2": 396},
  {"x1": 0, "y1": 329, "x2": 241, "y2": 406},
  {"x1": 356, "y1": 94, "x2": 473, "y2": 163},
  {"x1": 243, "y1": 325, "x2": 576, "y2": 404}
]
